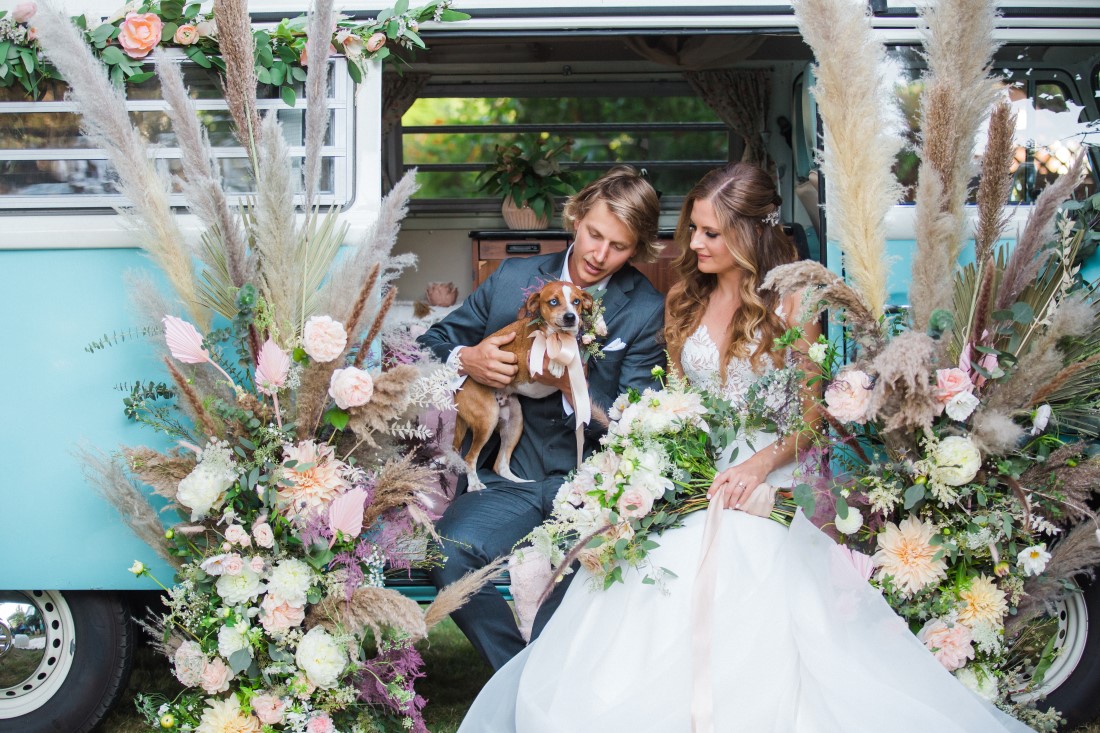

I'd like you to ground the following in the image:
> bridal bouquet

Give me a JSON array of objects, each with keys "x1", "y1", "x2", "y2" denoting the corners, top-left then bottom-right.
[
  {"x1": 34, "y1": 3, "x2": 479, "y2": 731},
  {"x1": 522, "y1": 364, "x2": 806, "y2": 591},
  {"x1": 765, "y1": 0, "x2": 1100, "y2": 727}
]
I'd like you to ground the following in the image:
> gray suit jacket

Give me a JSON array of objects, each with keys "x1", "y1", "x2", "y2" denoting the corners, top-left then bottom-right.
[{"x1": 418, "y1": 250, "x2": 666, "y2": 484}]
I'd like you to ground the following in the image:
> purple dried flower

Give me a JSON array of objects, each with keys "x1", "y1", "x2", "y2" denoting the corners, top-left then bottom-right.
[
  {"x1": 355, "y1": 637, "x2": 429, "y2": 732},
  {"x1": 297, "y1": 509, "x2": 334, "y2": 549}
]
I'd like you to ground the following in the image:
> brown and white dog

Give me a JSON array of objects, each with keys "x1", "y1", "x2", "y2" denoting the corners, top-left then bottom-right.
[{"x1": 454, "y1": 280, "x2": 595, "y2": 491}]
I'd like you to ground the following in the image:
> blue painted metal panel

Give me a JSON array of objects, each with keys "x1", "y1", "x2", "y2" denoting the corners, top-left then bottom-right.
[{"x1": 0, "y1": 248, "x2": 176, "y2": 589}]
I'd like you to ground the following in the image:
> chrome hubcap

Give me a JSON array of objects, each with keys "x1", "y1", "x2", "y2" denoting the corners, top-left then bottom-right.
[{"x1": 0, "y1": 591, "x2": 76, "y2": 718}]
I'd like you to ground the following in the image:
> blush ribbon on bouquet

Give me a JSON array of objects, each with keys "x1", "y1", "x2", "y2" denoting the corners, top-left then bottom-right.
[{"x1": 529, "y1": 330, "x2": 591, "y2": 465}]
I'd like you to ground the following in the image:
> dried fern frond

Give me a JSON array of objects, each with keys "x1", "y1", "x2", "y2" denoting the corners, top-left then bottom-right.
[
  {"x1": 791, "y1": 0, "x2": 904, "y2": 319},
  {"x1": 868, "y1": 331, "x2": 940, "y2": 433},
  {"x1": 123, "y1": 447, "x2": 196, "y2": 501},
  {"x1": 761, "y1": 260, "x2": 885, "y2": 355},
  {"x1": 213, "y1": 0, "x2": 261, "y2": 156},
  {"x1": 77, "y1": 446, "x2": 179, "y2": 567},
  {"x1": 423, "y1": 557, "x2": 509, "y2": 632},
  {"x1": 307, "y1": 587, "x2": 427, "y2": 641},
  {"x1": 996, "y1": 155, "x2": 1085, "y2": 313}
]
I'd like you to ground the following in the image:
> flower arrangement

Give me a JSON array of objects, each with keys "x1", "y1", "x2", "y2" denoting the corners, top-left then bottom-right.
[
  {"x1": 477, "y1": 136, "x2": 579, "y2": 224},
  {"x1": 33, "y1": 3, "x2": 488, "y2": 731},
  {"x1": 521, "y1": 365, "x2": 806, "y2": 591},
  {"x1": 755, "y1": 0, "x2": 1100, "y2": 728},
  {"x1": 0, "y1": 0, "x2": 468, "y2": 101}
]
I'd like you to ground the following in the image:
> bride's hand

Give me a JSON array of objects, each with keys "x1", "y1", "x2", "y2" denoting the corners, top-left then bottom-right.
[{"x1": 707, "y1": 464, "x2": 769, "y2": 511}]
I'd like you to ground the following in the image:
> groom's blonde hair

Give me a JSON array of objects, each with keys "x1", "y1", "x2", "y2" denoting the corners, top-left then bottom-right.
[{"x1": 562, "y1": 165, "x2": 663, "y2": 263}]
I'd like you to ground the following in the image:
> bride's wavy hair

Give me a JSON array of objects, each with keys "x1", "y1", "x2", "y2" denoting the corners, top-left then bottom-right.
[{"x1": 665, "y1": 163, "x2": 797, "y2": 381}]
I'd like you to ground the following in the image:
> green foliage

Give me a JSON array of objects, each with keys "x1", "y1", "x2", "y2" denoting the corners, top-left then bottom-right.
[{"x1": 476, "y1": 135, "x2": 579, "y2": 220}]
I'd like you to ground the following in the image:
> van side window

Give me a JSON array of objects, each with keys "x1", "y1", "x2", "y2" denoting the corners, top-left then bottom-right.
[
  {"x1": 391, "y1": 89, "x2": 730, "y2": 212},
  {"x1": 889, "y1": 44, "x2": 1097, "y2": 206},
  {"x1": 0, "y1": 58, "x2": 355, "y2": 211}
]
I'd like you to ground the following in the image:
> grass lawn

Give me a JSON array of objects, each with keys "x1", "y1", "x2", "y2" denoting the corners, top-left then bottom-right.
[{"x1": 92, "y1": 617, "x2": 492, "y2": 733}]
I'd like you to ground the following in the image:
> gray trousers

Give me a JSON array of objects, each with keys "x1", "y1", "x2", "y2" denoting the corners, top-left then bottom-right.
[{"x1": 430, "y1": 472, "x2": 570, "y2": 670}]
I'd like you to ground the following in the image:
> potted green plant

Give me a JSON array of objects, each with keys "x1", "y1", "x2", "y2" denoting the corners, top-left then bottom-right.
[{"x1": 478, "y1": 136, "x2": 579, "y2": 229}]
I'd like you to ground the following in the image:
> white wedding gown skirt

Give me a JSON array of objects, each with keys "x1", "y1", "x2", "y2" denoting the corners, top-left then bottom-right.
[{"x1": 459, "y1": 455, "x2": 1033, "y2": 732}]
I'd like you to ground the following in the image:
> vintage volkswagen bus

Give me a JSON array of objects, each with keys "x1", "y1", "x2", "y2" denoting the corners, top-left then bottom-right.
[{"x1": 1, "y1": 2, "x2": 1097, "y2": 730}]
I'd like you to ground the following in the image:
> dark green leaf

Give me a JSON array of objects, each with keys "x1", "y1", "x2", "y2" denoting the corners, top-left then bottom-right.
[
  {"x1": 291, "y1": 66, "x2": 308, "y2": 82},
  {"x1": 324, "y1": 408, "x2": 350, "y2": 431},
  {"x1": 269, "y1": 62, "x2": 286, "y2": 87},
  {"x1": 161, "y1": 22, "x2": 179, "y2": 40},
  {"x1": 0, "y1": 42, "x2": 10, "y2": 62},
  {"x1": 228, "y1": 648, "x2": 252, "y2": 674},
  {"x1": 835, "y1": 496, "x2": 849, "y2": 521},
  {"x1": 160, "y1": 0, "x2": 185, "y2": 20},
  {"x1": 346, "y1": 61, "x2": 361, "y2": 83},
  {"x1": 256, "y1": 66, "x2": 272, "y2": 85},
  {"x1": 91, "y1": 23, "x2": 116, "y2": 44},
  {"x1": 1011, "y1": 301, "x2": 1034, "y2": 324},
  {"x1": 184, "y1": 45, "x2": 212, "y2": 68},
  {"x1": 438, "y1": 9, "x2": 471, "y2": 21},
  {"x1": 1031, "y1": 630, "x2": 1059, "y2": 687},
  {"x1": 127, "y1": 71, "x2": 155, "y2": 84},
  {"x1": 394, "y1": 0, "x2": 410, "y2": 14},
  {"x1": 280, "y1": 84, "x2": 297, "y2": 107},
  {"x1": 184, "y1": 3, "x2": 202, "y2": 17},
  {"x1": 276, "y1": 44, "x2": 298, "y2": 64}
]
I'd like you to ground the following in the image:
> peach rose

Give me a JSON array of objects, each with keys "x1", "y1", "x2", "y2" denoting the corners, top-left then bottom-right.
[
  {"x1": 933, "y1": 368, "x2": 974, "y2": 404},
  {"x1": 303, "y1": 315, "x2": 347, "y2": 362},
  {"x1": 252, "y1": 521, "x2": 275, "y2": 548},
  {"x1": 251, "y1": 693, "x2": 286, "y2": 725},
  {"x1": 199, "y1": 656, "x2": 232, "y2": 694},
  {"x1": 917, "y1": 617, "x2": 974, "y2": 672},
  {"x1": 824, "y1": 369, "x2": 873, "y2": 424},
  {"x1": 12, "y1": 2, "x2": 36, "y2": 24},
  {"x1": 174, "y1": 23, "x2": 199, "y2": 45},
  {"x1": 365, "y1": 31, "x2": 386, "y2": 53},
  {"x1": 328, "y1": 367, "x2": 374, "y2": 409},
  {"x1": 617, "y1": 486, "x2": 654, "y2": 519},
  {"x1": 260, "y1": 594, "x2": 306, "y2": 633},
  {"x1": 117, "y1": 12, "x2": 163, "y2": 59},
  {"x1": 220, "y1": 553, "x2": 245, "y2": 576}
]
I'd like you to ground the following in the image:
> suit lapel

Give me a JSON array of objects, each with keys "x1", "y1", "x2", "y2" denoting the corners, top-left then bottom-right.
[{"x1": 599, "y1": 265, "x2": 638, "y2": 326}]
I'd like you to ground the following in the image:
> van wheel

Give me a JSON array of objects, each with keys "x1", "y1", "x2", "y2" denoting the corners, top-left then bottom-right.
[
  {"x1": 1030, "y1": 580, "x2": 1100, "y2": 728},
  {"x1": 0, "y1": 591, "x2": 133, "y2": 733}
]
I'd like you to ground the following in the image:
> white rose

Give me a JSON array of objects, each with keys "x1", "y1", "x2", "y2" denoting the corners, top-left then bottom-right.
[
  {"x1": 303, "y1": 316, "x2": 348, "y2": 363},
  {"x1": 328, "y1": 367, "x2": 374, "y2": 409},
  {"x1": 954, "y1": 665, "x2": 998, "y2": 701},
  {"x1": 172, "y1": 640, "x2": 206, "y2": 687},
  {"x1": 214, "y1": 565, "x2": 264, "y2": 605},
  {"x1": 1031, "y1": 404, "x2": 1052, "y2": 436},
  {"x1": 807, "y1": 342, "x2": 828, "y2": 365},
  {"x1": 267, "y1": 558, "x2": 314, "y2": 607},
  {"x1": 1016, "y1": 543, "x2": 1051, "y2": 576},
  {"x1": 295, "y1": 627, "x2": 348, "y2": 689},
  {"x1": 931, "y1": 436, "x2": 982, "y2": 487},
  {"x1": 217, "y1": 621, "x2": 250, "y2": 659},
  {"x1": 944, "y1": 391, "x2": 979, "y2": 421},
  {"x1": 177, "y1": 461, "x2": 235, "y2": 521},
  {"x1": 834, "y1": 508, "x2": 863, "y2": 535},
  {"x1": 252, "y1": 522, "x2": 275, "y2": 549}
]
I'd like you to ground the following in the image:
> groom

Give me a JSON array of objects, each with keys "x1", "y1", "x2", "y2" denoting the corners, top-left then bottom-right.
[{"x1": 418, "y1": 166, "x2": 667, "y2": 669}]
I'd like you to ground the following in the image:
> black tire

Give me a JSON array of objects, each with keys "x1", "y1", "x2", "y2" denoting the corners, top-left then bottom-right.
[
  {"x1": 1036, "y1": 580, "x2": 1100, "y2": 728},
  {"x1": 0, "y1": 591, "x2": 134, "y2": 733}
]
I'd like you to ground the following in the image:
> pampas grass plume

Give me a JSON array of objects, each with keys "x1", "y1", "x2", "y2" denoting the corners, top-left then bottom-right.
[{"x1": 423, "y1": 557, "x2": 509, "y2": 632}]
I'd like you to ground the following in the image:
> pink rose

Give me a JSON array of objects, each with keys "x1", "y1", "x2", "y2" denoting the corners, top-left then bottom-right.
[
  {"x1": 249, "y1": 556, "x2": 265, "y2": 573},
  {"x1": 25, "y1": 26, "x2": 36, "y2": 40},
  {"x1": 260, "y1": 594, "x2": 306, "y2": 633},
  {"x1": 172, "y1": 640, "x2": 206, "y2": 687},
  {"x1": 252, "y1": 521, "x2": 275, "y2": 548},
  {"x1": 199, "y1": 656, "x2": 232, "y2": 694},
  {"x1": 617, "y1": 486, "x2": 654, "y2": 519},
  {"x1": 12, "y1": 2, "x2": 36, "y2": 24},
  {"x1": 220, "y1": 553, "x2": 245, "y2": 576},
  {"x1": 225, "y1": 524, "x2": 250, "y2": 546},
  {"x1": 251, "y1": 693, "x2": 286, "y2": 725},
  {"x1": 933, "y1": 368, "x2": 974, "y2": 404},
  {"x1": 306, "y1": 713, "x2": 336, "y2": 733},
  {"x1": 336, "y1": 29, "x2": 364, "y2": 58},
  {"x1": 117, "y1": 12, "x2": 163, "y2": 59},
  {"x1": 917, "y1": 617, "x2": 974, "y2": 672},
  {"x1": 328, "y1": 367, "x2": 374, "y2": 409},
  {"x1": 824, "y1": 369, "x2": 873, "y2": 424},
  {"x1": 173, "y1": 23, "x2": 199, "y2": 45},
  {"x1": 365, "y1": 31, "x2": 386, "y2": 53},
  {"x1": 303, "y1": 315, "x2": 348, "y2": 362}
]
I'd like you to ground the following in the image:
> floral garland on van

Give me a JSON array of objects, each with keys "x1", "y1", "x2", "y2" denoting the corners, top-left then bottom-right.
[{"x1": 0, "y1": 0, "x2": 468, "y2": 101}]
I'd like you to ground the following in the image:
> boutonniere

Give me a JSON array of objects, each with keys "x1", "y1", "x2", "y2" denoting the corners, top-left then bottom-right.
[{"x1": 579, "y1": 286, "x2": 608, "y2": 364}]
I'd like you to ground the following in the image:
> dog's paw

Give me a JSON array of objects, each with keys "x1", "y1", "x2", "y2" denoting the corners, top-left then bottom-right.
[{"x1": 467, "y1": 473, "x2": 486, "y2": 492}]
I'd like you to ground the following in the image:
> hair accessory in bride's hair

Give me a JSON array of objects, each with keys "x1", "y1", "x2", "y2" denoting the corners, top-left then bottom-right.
[{"x1": 761, "y1": 209, "x2": 781, "y2": 227}]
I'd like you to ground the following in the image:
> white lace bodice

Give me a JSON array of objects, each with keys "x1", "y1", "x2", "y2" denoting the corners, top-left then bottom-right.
[{"x1": 680, "y1": 323, "x2": 794, "y2": 406}]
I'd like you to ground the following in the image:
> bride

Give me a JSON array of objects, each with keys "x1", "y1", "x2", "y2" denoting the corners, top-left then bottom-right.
[{"x1": 458, "y1": 163, "x2": 1034, "y2": 733}]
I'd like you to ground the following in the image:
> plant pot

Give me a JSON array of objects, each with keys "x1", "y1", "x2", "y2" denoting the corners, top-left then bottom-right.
[{"x1": 502, "y1": 197, "x2": 551, "y2": 230}]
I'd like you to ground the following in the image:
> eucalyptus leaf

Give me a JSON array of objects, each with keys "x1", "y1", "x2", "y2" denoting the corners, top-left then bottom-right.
[
  {"x1": 903, "y1": 484, "x2": 926, "y2": 510},
  {"x1": 228, "y1": 647, "x2": 252, "y2": 675}
]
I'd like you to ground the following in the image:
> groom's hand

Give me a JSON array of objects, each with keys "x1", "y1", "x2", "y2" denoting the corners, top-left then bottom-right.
[{"x1": 462, "y1": 332, "x2": 519, "y2": 389}]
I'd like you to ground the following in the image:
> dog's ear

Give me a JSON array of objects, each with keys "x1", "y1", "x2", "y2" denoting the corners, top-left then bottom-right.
[
  {"x1": 523, "y1": 289, "x2": 543, "y2": 318},
  {"x1": 579, "y1": 289, "x2": 595, "y2": 314}
]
